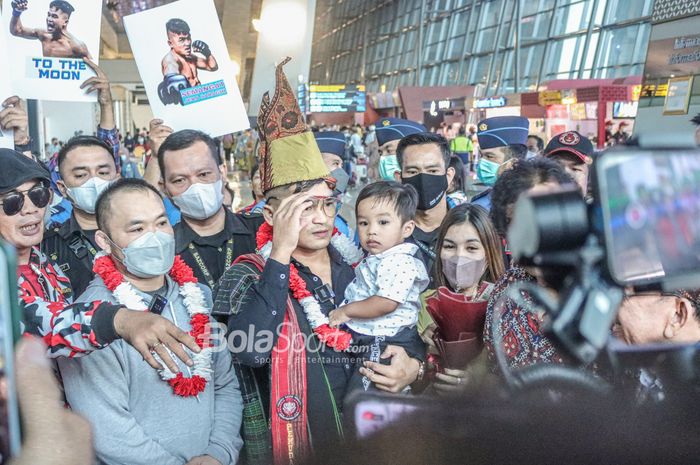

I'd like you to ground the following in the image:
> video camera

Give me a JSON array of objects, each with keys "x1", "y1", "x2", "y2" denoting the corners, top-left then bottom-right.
[{"x1": 508, "y1": 135, "x2": 700, "y2": 365}]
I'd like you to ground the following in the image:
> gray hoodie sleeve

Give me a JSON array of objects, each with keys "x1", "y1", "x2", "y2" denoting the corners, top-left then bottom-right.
[
  {"x1": 58, "y1": 347, "x2": 186, "y2": 465},
  {"x1": 204, "y1": 339, "x2": 244, "y2": 465},
  {"x1": 200, "y1": 285, "x2": 244, "y2": 465}
]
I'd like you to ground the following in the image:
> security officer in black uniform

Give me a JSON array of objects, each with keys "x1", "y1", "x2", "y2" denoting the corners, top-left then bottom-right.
[
  {"x1": 158, "y1": 129, "x2": 263, "y2": 290},
  {"x1": 43, "y1": 136, "x2": 119, "y2": 296}
]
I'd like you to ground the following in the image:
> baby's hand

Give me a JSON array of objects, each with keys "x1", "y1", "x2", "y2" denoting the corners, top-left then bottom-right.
[{"x1": 328, "y1": 308, "x2": 350, "y2": 328}]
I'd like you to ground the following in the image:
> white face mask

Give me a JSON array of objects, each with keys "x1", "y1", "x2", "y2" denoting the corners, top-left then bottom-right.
[
  {"x1": 66, "y1": 177, "x2": 113, "y2": 214},
  {"x1": 172, "y1": 179, "x2": 224, "y2": 220},
  {"x1": 112, "y1": 230, "x2": 175, "y2": 278}
]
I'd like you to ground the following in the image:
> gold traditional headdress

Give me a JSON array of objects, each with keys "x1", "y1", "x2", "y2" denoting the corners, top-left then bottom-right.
[{"x1": 257, "y1": 57, "x2": 330, "y2": 192}]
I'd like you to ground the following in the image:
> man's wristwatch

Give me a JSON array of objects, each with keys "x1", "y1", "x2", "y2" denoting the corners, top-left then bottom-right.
[
  {"x1": 416, "y1": 360, "x2": 426, "y2": 382},
  {"x1": 15, "y1": 137, "x2": 33, "y2": 153}
]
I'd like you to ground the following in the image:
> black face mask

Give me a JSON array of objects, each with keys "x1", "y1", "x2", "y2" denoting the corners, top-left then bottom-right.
[{"x1": 401, "y1": 173, "x2": 448, "y2": 211}]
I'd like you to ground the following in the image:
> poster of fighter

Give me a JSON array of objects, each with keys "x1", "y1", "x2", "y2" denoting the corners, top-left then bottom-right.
[
  {"x1": 1, "y1": 0, "x2": 101, "y2": 102},
  {"x1": 124, "y1": 0, "x2": 249, "y2": 137}
]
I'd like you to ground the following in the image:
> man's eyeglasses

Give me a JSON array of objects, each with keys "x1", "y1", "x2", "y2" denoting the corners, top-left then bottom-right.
[
  {"x1": 0, "y1": 184, "x2": 51, "y2": 216},
  {"x1": 301, "y1": 196, "x2": 341, "y2": 218}
]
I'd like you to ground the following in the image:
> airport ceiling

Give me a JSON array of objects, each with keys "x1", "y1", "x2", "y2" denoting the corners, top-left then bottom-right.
[{"x1": 104, "y1": 0, "x2": 178, "y2": 33}]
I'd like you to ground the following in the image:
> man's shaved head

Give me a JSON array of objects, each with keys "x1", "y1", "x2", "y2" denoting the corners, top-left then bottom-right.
[{"x1": 96, "y1": 178, "x2": 163, "y2": 234}]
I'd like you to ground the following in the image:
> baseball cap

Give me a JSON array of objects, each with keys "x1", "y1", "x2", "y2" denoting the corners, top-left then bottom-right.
[
  {"x1": 544, "y1": 131, "x2": 594, "y2": 165},
  {"x1": 0, "y1": 149, "x2": 51, "y2": 194}
]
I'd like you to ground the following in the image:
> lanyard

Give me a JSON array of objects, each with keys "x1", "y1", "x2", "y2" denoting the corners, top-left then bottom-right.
[{"x1": 188, "y1": 238, "x2": 234, "y2": 289}]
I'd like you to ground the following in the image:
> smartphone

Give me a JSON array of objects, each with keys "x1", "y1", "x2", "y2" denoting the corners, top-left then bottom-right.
[
  {"x1": 0, "y1": 241, "x2": 22, "y2": 462},
  {"x1": 596, "y1": 149, "x2": 700, "y2": 287}
]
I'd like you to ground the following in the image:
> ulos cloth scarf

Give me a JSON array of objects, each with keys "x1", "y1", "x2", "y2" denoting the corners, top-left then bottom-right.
[{"x1": 236, "y1": 254, "x2": 310, "y2": 464}]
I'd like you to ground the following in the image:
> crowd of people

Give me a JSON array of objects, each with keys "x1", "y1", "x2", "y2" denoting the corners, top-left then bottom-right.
[{"x1": 1, "y1": 50, "x2": 700, "y2": 465}]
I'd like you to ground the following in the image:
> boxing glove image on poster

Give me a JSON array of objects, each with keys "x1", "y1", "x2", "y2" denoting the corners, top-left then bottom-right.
[
  {"x1": 124, "y1": 0, "x2": 249, "y2": 136},
  {"x1": 2, "y1": 0, "x2": 101, "y2": 101}
]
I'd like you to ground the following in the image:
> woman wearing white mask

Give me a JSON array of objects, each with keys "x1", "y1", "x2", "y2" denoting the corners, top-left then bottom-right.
[{"x1": 417, "y1": 203, "x2": 505, "y2": 394}]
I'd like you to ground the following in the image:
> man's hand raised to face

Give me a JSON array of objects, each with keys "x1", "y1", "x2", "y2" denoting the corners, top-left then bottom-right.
[
  {"x1": 268, "y1": 192, "x2": 313, "y2": 264},
  {"x1": 113, "y1": 309, "x2": 201, "y2": 373}
]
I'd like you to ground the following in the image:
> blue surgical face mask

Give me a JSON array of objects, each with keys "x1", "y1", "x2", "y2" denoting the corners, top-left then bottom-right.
[
  {"x1": 112, "y1": 230, "x2": 175, "y2": 278},
  {"x1": 476, "y1": 159, "x2": 501, "y2": 186},
  {"x1": 379, "y1": 154, "x2": 400, "y2": 181}
]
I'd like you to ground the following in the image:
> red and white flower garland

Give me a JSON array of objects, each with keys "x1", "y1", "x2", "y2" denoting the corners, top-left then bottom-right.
[
  {"x1": 256, "y1": 222, "x2": 364, "y2": 351},
  {"x1": 93, "y1": 253, "x2": 213, "y2": 397}
]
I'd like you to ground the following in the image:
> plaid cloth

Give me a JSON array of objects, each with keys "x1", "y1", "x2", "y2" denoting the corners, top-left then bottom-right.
[
  {"x1": 213, "y1": 260, "x2": 272, "y2": 465},
  {"x1": 96, "y1": 126, "x2": 122, "y2": 171}
]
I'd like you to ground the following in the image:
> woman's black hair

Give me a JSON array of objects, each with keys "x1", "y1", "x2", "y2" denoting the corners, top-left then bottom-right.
[
  {"x1": 448, "y1": 155, "x2": 466, "y2": 194},
  {"x1": 490, "y1": 157, "x2": 574, "y2": 237}
]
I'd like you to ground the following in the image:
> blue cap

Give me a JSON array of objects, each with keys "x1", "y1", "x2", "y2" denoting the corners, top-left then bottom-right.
[
  {"x1": 314, "y1": 131, "x2": 346, "y2": 158},
  {"x1": 375, "y1": 118, "x2": 426, "y2": 147},
  {"x1": 476, "y1": 116, "x2": 529, "y2": 149}
]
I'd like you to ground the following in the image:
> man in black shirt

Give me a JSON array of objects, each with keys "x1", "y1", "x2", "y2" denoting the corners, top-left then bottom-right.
[
  {"x1": 395, "y1": 132, "x2": 455, "y2": 276},
  {"x1": 157, "y1": 129, "x2": 263, "y2": 290},
  {"x1": 44, "y1": 136, "x2": 118, "y2": 296}
]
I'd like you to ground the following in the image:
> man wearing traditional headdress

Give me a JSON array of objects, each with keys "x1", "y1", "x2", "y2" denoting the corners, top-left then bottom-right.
[{"x1": 214, "y1": 58, "x2": 426, "y2": 465}]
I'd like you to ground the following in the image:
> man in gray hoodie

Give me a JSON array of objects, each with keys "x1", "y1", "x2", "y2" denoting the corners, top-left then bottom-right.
[{"x1": 58, "y1": 178, "x2": 243, "y2": 465}]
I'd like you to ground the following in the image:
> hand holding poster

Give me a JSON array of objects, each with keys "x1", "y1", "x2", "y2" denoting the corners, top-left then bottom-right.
[
  {"x1": 124, "y1": 0, "x2": 249, "y2": 136},
  {"x1": 2, "y1": 0, "x2": 101, "y2": 102}
]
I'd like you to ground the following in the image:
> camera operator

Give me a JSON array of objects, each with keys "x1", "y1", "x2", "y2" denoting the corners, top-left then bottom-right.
[
  {"x1": 614, "y1": 289, "x2": 700, "y2": 346},
  {"x1": 611, "y1": 288, "x2": 700, "y2": 403},
  {"x1": 482, "y1": 158, "x2": 577, "y2": 369}
]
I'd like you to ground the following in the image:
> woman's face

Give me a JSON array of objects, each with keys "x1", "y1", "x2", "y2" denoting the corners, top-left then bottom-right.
[{"x1": 440, "y1": 222, "x2": 486, "y2": 263}]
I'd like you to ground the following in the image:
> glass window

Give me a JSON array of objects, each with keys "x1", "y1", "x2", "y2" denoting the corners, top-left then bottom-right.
[
  {"x1": 428, "y1": 66, "x2": 439, "y2": 86},
  {"x1": 428, "y1": 19, "x2": 448, "y2": 44},
  {"x1": 551, "y1": 1, "x2": 594, "y2": 36},
  {"x1": 478, "y1": 0, "x2": 504, "y2": 28},
  {"x1": 522, "y1": 0, "x2": 556, "y2": 17},
  {"x1": 604, "y1": 0, "x2": 653, "y2": 24},
  {"x1": 499, "y1": 21, "x2": 513, "y2": 48},
  {"x1": 521, "y1": 11, "x2": 552, "y2": 42},
  {"x1": 441, "y1": 61, "x2": 460, "y2": 85},
  {"x1": 542, "y1": 35, "x2": 586, "y2": 80},
  {"x1": 595, "y1": 23, "x2": 650, "y2": 70},
  {"x1": 520, "y1": 43, "x2": 546, "y2": 81},
  {"x1": 474, "y1": 26, "x2": 497, "y2": 53},
  {"x1": 449, "y1": 11, "x2": 467, "y2": 38},
  {"x1": 468, "y1": 55, "x2": 490, "y2": 85},
  {"x1": 446, "y1": 35, "x2": 465, "y2": 59}
]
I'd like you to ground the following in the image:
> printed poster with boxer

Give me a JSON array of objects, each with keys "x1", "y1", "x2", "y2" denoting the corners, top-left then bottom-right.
[
  {"x1": 124, "y1": 0, "x2": 249, "y2": 136},
  {"x1": 2, "y1": 0, "x2": 101, "y2": 102}
]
